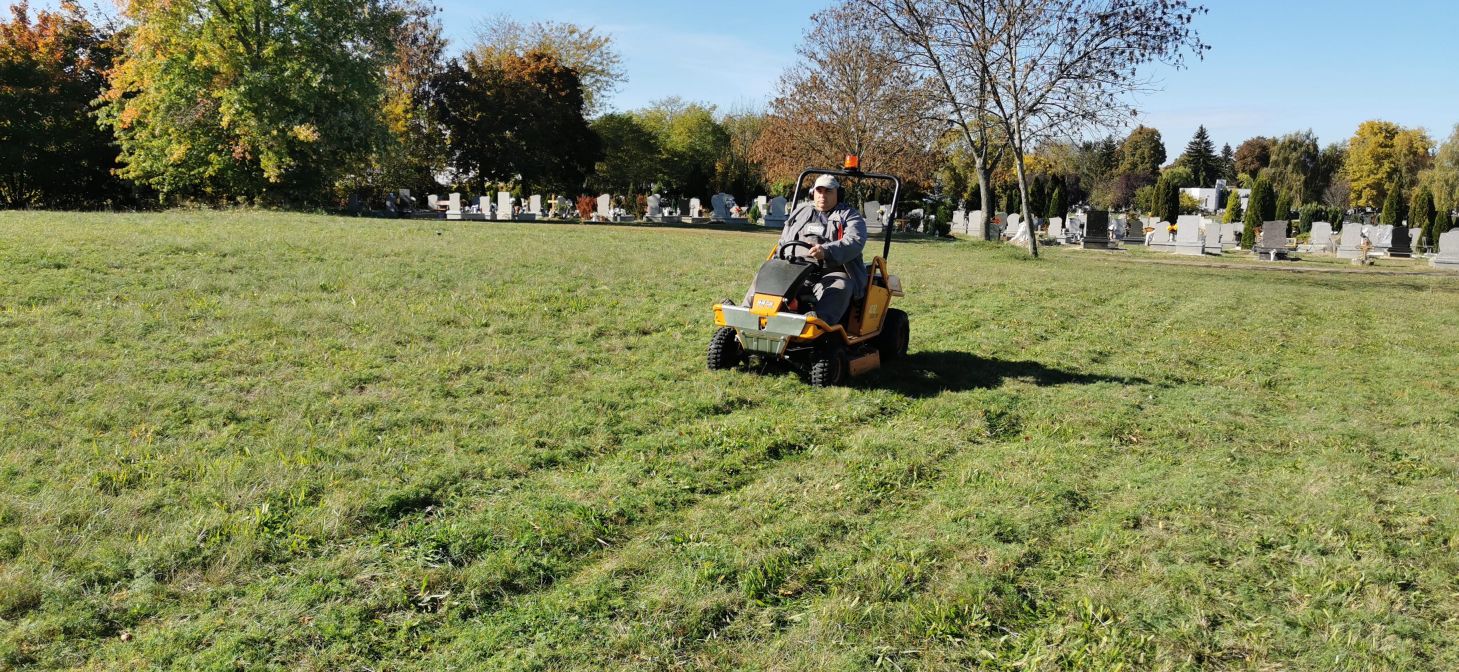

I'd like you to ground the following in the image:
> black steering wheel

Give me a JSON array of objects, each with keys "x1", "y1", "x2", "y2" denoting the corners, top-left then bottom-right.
[{"x1": 776, "y1": 240, "x2": 818, "y2": 264}]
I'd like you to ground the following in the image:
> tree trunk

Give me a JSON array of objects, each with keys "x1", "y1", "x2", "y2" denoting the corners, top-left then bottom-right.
[
  {"x1": 1011, "y1": 141, "x2": 1039, "y2": 257},
  {"x1": 976, "y1": 163, "x2": 993, "y2": 241}
]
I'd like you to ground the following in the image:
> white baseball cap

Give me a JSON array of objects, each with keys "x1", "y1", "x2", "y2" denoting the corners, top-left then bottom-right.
[{"x1": 812, "y1": 174, "x2": 840, "y2": 190}]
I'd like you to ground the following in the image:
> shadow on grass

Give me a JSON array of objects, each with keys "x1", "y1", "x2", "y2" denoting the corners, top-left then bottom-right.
[{"x1": 865, "y1": 350, "x2": 1147, "y2": 398}]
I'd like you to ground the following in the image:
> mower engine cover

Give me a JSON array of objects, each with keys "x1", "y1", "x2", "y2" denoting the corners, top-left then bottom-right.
[{"x1": 749, "y1": 259, "x2": 819, "y2": 300}]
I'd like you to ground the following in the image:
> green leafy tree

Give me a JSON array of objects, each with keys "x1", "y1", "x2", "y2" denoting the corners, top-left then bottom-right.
[
  {"x1": 1243, "y1": 176, "x2": 1274, "y2": 248},
  {"x1": 1297, "y1": 203, "x2": 1322, "y2": 233},
  {"x1": 1046, "y1": 184, "x2": 1067, "y2": 220},
  {"x1": 1223, "y1": 188, "x2": 1243, "y2": 223},
  {"x1": 0, "y1": 2, "x2": 125, "y2": 208},
  {"x1": 1380, "y1": 184, "x2": 1404, "y2": 226},
  {"x1": 434, "y1": 50, "x2": 600, "y2": 194},
  {"x1": 473, "y1": 15, "x2": 624, "y2": 117},
  {"x1": 1344, "y1": 120, "x2": 1433, "y2": 209},
  {"x1": 1117, "y1": 126, "x2": 1166, "y2": 183},
  {"x1": 361, "y1": 1, "x2": 447, "y2": 200},
  {"x1": 1408, "y1": 186, "x2": 1434, "y2": 241},
  {"x1": 100, "y1": 0, "x2": 406, "y2": 204},
  {"x1": 1175, "y1": 125, "x2": 1218, "y2": 187},
  {"x1": 588, "y1": 113, "x2": 661, "y2": 196},
  {"x1": 1267, "y1": 130, "x2": 1321, "y2": 206},
  {"x1": 1274, "y1": 192, "x2": 1291, "y2": 222},
  {"x1": 1419, "y1": 124, "x2": 1459, "y2": 217},
  {"x1": 636, "y1": 99, "x2": 730, "y2": 199}
]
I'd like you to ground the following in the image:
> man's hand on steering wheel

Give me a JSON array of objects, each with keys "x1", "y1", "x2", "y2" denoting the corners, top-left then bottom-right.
[{"x1": 777, "y1": 240, "x2": 829, "y2": 265}]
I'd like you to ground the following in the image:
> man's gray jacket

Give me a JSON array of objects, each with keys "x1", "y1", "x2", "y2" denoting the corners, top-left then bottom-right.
[{"x1": 779, "y1": 201, "x2": 869, "y2": 298}]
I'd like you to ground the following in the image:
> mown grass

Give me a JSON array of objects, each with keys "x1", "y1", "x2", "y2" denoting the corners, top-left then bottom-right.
[{"x1": 2, "y1": 210, "x2": 1458, "y2": 670}]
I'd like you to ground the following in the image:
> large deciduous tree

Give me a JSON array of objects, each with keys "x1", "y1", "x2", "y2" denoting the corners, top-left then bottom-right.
[
  {"x1": 433, "y1": 50, "x2": 600, "y2": 194},
  {"x1": 365, "y1": 0, "x2": 447, "y2": 198},
  {"x1": 1118, "y1": 126, "x2": 1166, "y2": 184},
  {"x1": 1233, "y1": 136, "x2": 1273, "y2": 181},
  {"x1": 637, "y1": 98, "x2": 729, "y2": 199},
  {"x1": 588, "y1": 113, "x2": 661, "y2": 196},
  {"x1": 1343, "y1": 120, "x2": 1433, "y2": 209},
  {"x1": 1418, "y1": 124, "x2": 1459, "y2": 217},
  {"x1": 473, "y1": 15, "x2": 624, "y2": 117},
  {"x1": 0, "y1": 1, "x2": 124, "y2": 208},
  {"x1": 753, "y1": 4, "x2": 942, "y2": 194},
  {"x1": 100, "y1": 0, "x2": 406, "y2": 204},
  {"x1": 1266, "y1": 130, "x2": 1321, "y2": 207}
]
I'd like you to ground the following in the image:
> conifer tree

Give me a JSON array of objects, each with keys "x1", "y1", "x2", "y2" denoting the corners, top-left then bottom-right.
[
  {"x1": 1223, "y1": 189, "x2": 1243, "y2": 224},
  {"x1": 1242, "y1": 176, "x2": 1274, "y2": 248},
  {"x1": 1408, "y1": 186, "x2": 1435, "y2": 238},
  {"x1": 1380, "y1": 185, "x2": 1404, "y2": 226},
  {"x1": 1046, "y1": 184, "x2": 1066, "y2": 220},
  {"x1": 1177, "y1": 125, "x2": 1218, "y2": 187}
]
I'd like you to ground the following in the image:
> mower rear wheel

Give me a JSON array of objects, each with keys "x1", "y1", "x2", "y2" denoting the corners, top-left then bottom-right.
[
  {"x1": 707, "y1": 327, "x2": 742, "y2": 370},
  {"x1": 876, "y1": 308, "x2": 910, "y2": 361},
  {"x1": 809, "y1": 344, "x2": 848, "y2": 387}
]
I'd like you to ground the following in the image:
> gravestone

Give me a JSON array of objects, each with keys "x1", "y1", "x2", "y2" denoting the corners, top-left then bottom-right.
[
  {"x1": 1432, "y1": 230, "x2": 1459, "y2": 269},
  {"x1": 554, "y1": 195, "x2": 571, "y2": 218},
  {"x1": 689, "y1": 198, "x2": 702, "y2": 218},
  {"x1": 1119, "y1": 215, "x2": 1144, "y2": 246},
  {"x1": 596, "y1": 194, "x2": 612, "y2": 221},
  {"x1": 1222, "y1": 223, "x2": 1242, "y2": 250},
  {"x1": 765, "y1": 196, "x2": 788, "y2": 229},
  {"x1": 427, "y1": 194, "x2": 439, "y2": 211},
  {"x1": 1409, "y1": 227, "x2": 1423, "y2": 253},
  {"x1": 1174, "y1": 215, "x2": 1203, "y2": 256},
  {"x1": 529, "y1": 195, "x2": 542, "y2": 215},
  {"x1": 1336, "y1": 223, "x2": 1366, "y2": 259},
  {"x1": 1389, "y1": 225, "x2": 1413, "y2": 257},
  {"x1": 1082, "y1": 211, "x2": 1116, "y2": 249},
  {"x1": 1306, "y1": 222, "x2": 1334, "y2": 254},
  {"x1": 754, "y1": 196, "x2": 768, "y2": 223},
  {"x1": 1253, "y1": 221, "x2": 1290, "y2": 259},
  {"x1": 711, "y1": 193, "x2": 731, "y2": 220},
  {"x1": 1006, "y1": 214, "x2": 1028, "y2": 245},
  {"x1": 969, "y1": 210, "x2": 987, "y2": 240},
  {"x1": 863, "y1": 201, "x2": 883, "y2": 235},
  {"x1": 496, "y1": 192, "x2": 512, "y2": 221},
  {"x1": 446, "y1": 193, "x2": 462, "y2": 220},
  {"x1": 952, "y1": 210, "x2": 966, "y2": 234},
  {"x1": 646, "y1": 194, "x2": 662, "y2": 218},
  {"x1": 1370, "y1": 225, "x2": 1394, "y2": 253},
  {"x1": 1048, "y1": 217, "x2": 1065, "y2": 243},
  {"x1": 1204, "y1": 220, "x2": 1223, "y2": 254}
]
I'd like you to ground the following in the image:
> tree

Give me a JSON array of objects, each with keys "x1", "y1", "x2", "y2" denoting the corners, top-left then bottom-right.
[
  {"x1": 364, "y1": 0, "x2": 447, "y2": 199},
  {"x1": 1419, "y1": 124, "x2": 1459, "y2": 217},
  {"x1": 473, "y1": 15, "x2": 624, "y2": 116},
  {"x1": 100, "y1": 0, "x2": 406, "y2": 204},
  {"x1": 588, "y1": 114, "x2": 660, "y2": 196},
  {"x1": 716, "y1": 109, "x2": 768, "y2": 199},
  {"x1": 1380, "y1": 185, "x2": 1404, "y2": 226},
  {"x1": 1343, "y1": 120, "x2": 1433, "y2": 209},
  {"x1": 1233, "y1": 136, "x2": 1273, "y2": 180},
  {"x1": 1408, "y1": 186, "x2": 1434, "y2": 235},
  {"x1": 434, "y1": 50, "x2": 600, "y2": 194},
  {"x1": 756, "y1": 4, "x2": 943, "y2": 195},
  {"x1": 1219, "y1": 142, "x2": 1236, "y2": 182},
  {"x1": 1267, "y1": 130, "x2": 1321, "y2": 206},
  {"x1": 0, "y1": 1, "x2": 124, "y2": 208},
  {"x1": 1434, "y1": 209, "x2": 1453, "y2": 245},
  {"x1": 1242, "y1": 175, "x2": 1274, "y2": 247},
  {"x1": 1046, "y1": 184, "x2": 1066, "y2": 219},
  {"x1": 638, "y1": 99, "x2": 729, "y2": 199},
  {"x1": 1273, "y1": 192, "x2": 1290, "y2": 222},
  {"x1": 1118, "y1": 126, "x2": 1167, "y2": 184},
  {"x1": 1175, "y1": 125, "x2": 1218, "y2": 187},
  {"x1": 1223, "y1": 188, "x2": 1243, "y2": 223},
  {"x1": 1153, "y1": 174, "x2": 1179, "y2": 223}
]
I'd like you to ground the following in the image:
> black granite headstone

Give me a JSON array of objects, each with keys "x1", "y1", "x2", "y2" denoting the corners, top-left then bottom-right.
[
  {"x1": 1081, "y1": 211, "x2": 1116, "y2": 249},
  {"x1": 1389, "y1": 225, "x2": 1413, "y2": 258}
]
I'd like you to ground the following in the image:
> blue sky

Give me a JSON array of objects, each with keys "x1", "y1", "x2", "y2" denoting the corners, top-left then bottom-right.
[{"x1": 437, "y1": 0, "x2": 1459, "y2": 156}]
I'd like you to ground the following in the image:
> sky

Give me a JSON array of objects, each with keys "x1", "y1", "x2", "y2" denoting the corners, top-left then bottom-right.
[
  {"x1": 36, "y1": 0, "x2": 1459, "y2": 156},
  {"x1": 434, "y1": 0, "x2": 1459, "y2": 157}
]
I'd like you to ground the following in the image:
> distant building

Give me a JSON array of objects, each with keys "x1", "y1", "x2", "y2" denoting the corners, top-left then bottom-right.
[{"x1": 1182, "y1": 186, "x2": 1250, "y2": 214}]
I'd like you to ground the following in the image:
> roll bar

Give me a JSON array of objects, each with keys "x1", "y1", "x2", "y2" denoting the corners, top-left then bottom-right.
[{"x1": 789, "y1": 167, "x2": 902, "y2": 261}]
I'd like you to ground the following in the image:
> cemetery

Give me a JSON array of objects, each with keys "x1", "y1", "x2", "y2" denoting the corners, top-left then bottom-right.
[{"x1": 5, "y1": 0, "x2": 1459, "y2": 670}]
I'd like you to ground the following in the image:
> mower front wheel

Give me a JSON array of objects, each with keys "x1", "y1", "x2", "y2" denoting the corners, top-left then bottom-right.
[
  {"x1": 707, "y1": 327, "x2": 742, "y2": 371},
  {"x1": 809, "y1": 344, "x2": 848, "y2": 387}
]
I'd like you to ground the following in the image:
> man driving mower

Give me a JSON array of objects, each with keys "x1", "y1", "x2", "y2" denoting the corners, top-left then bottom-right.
[{"x1": 711, "y1": 159, "x2": 908, "y2": 387}]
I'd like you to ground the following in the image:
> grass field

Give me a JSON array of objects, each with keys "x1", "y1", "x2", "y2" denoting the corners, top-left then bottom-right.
[{"x1": 2, "y1": 210, "x2": 1458, "y2": 670}]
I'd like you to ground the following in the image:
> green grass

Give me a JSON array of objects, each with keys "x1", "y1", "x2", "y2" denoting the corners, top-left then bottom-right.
[{"x1": 2, "y1": 210, "x2": 1458, "y2": 670}]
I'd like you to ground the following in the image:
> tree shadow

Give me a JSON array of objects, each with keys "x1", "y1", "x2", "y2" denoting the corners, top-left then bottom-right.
[{"x1": 863, "y1": 350, "x2": 1148, "y2": 398}]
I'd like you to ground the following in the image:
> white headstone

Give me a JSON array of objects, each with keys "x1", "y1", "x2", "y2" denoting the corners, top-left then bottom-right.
[
  {"x1": 1370, "y1": 225, "x2": 1394, "y2": 250},
  {"x1": 1309, "y1": 222, "x2": 1334, "y2": 253},
  {"x1": 447, "y1": 192, "x2": 461, "y2": 215},
  {"x1": 1433, "y1": 230, "x2": 1459, "y2": 268},
  {"x1": 689, "y1": 198, "x2": 702, "y2": 218},
  {"x1": 597, "y1": 194, "x2": 612, "y2": 220},
  {"x1": 970, "y1": 210, "x2": 987, "y2": 240},
  {"x1": 427, "y1": 194, "x2": 439, "y2": 210},
  {"x1": 479, "y1": 196, "x2": 491, "y2": 216},
  {"x1": 529, "y1": 195, "x2": 542, "y2": 214},
  {"x1": 646, "y1": 194, "x2": 661, "y2": 217},
  {"x1": 1048, "y1": 217, "x2": 1064, "y2": 242},
  {"x1": 863, "y1": 201, "x2": 883, "y2": 234},
  {"x1": 765, "y1": 196, "x2": 788, "y2": 229},
  {"x1": 710, "y1": 193, "x2": 731, "y2": 220},
  {"x1": 496, "y1": 192, "x2": 512, "y2": 221}
]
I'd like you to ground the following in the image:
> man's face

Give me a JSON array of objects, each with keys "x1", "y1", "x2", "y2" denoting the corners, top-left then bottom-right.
[{"x1": 813, "y1": 186, "x2": 838, "y2": 212}]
